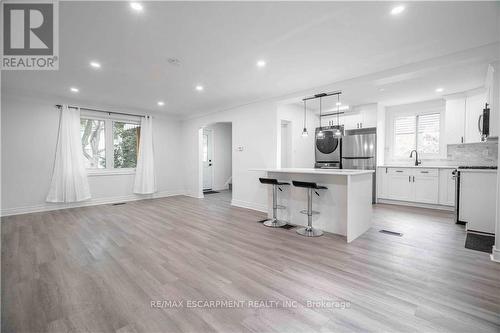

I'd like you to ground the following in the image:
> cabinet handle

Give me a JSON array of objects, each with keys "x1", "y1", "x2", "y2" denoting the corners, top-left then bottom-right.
[
  {"x1": 360, "y1": 122, "x2": 362, "y2": 128},
  {"x1": 461, "y1": 136, "x2": 464, "y2": 143},
  {"x1": 396, "y1": 170, "x2": 403, "y2": 173},
  {"x1": 409, "y1": 176, "x2": 411, "y2": 182},
  {"x1": 420, "y1": 171, "x2": 429, "y2": 174},
  {"x1": 413, "y1": 176, "x2": 415, "y2": 182}
]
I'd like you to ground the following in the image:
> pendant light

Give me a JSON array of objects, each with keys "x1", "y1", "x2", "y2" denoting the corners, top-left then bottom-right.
[
  {"x1": 301, "y1": 99, "x2": 308, "y2": 137},
  {"x1": 334, "y1": 93, "x2": 342, "y2": 137},
  {"x1": 317, "y1": 96, "x2": 324, "y2": 139}
]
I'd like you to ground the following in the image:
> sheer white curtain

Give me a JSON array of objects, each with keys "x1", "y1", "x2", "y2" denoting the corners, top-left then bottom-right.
[
  {"x1": 134, "y1": 116, "x2": 156, "y2": 194},
  {"x1": 46, "y1": 105, "x2": 91, "y2": 202}
]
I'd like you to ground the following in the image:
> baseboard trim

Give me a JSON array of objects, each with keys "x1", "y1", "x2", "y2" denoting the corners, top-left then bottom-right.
[
  {"x1": 231, "y1": 199, "x2": 267, "y2": 213},
  {"x1": 491, "y1": 245, "x2": 500, "y2": 263},
  {"x1": 1, "y1": 190, "x2": 185, "y2": 217},
  {"x1": 377, "y1": 198, "x2": 455, "y2": 211}
]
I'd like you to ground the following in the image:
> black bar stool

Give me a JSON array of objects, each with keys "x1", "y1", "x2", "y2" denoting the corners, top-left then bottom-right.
[
  {"x1": 292, "y1": 180, "x2": 328, "y2": 237},
  {"x1": 259, "y1": 177, "x2": 290, "y2": 227}
]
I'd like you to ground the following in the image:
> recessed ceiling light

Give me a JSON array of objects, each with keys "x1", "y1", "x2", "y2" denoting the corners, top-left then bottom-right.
[
  {"x1": 391, "y1": 5, "x2": 405, "y2": 15},
  {"x1": 157, "y1": 101, "x2": 165, "y2": 106},
  {"x1": 90, "y1": 61, "x2": 101, "y2": 69},
  {"x1": 70, "y1": 87, "x2": 79, "y2": 93},
  {"x1": 130, "y1": 2, "x2": 143, "y2": 12},
  {"x1": 435, "y1": 87, "x2": 444, "y2": 93},
  {"x1": 195, "y1": 85, "x2": 204, "y2": 91},
  {"x1": 256, "y1": 60, "x2": 266, "y2": 68}
]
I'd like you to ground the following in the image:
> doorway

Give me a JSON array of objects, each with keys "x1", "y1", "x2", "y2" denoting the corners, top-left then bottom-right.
[
  {"x1": 280, "y1": 120, "x2": 292, "y2": 168},
  {"x1": 202, "y1": 128, "x2": 214, "y2": 191},
  {"x1": 200, "y1": 122, "x2": 233, "y2": 201}
]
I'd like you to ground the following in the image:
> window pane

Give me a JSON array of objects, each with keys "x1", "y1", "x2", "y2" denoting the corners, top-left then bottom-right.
[
  {"x1": 394, "y1": 116, "x2": 416, "y2": 158},
  {"x1": 113, "y1": 122, "x2": 140, "y2": 168},
  {"x1": 418, "y1": 113, "x2": 440, "y2": 154},
  {"x1": 80, "y1": 118, "x2": 106, "y2": 168}
]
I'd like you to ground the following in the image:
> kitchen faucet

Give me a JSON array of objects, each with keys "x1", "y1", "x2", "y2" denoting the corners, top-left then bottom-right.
[{"x1": 409, "y1": 150, "x2": 421, "y2": 166}]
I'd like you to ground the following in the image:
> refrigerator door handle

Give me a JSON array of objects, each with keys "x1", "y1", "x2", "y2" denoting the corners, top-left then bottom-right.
[{"x1": 341, "y1": 156, "x2": 374, "y2": 159}]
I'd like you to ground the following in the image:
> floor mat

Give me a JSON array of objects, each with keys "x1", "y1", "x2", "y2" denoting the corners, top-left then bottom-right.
[
  {"x1": 465, "y1": 233, "x2": 495, "y2": 253},
  {"x1": 203, "y1": 190, "x2": 219, "y2": 194}
]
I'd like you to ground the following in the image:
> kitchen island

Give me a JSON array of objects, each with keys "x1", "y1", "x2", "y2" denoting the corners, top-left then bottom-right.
[{"x1": 255, "y1": 168, "x2": 374, "y2": 242}]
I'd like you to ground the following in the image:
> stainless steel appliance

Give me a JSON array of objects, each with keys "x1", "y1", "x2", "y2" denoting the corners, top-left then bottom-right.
[
  {"x1": 341, "y1": 127, "x2": 377, "y2": 203},
  {"x1": 314, "y1": 126, "x2": 343, "y2": 169},
  {"x1": 479, "y1": 103, "x2": 490, "y2": 141}
]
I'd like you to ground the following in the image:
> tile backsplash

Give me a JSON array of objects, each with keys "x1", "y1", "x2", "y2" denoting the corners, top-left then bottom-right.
[{"x1": 447, "y1": 141, "x2": 498, "y2": 166}]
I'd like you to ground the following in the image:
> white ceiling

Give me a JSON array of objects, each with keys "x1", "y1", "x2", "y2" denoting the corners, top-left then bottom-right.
[{"x1": 3, "y1": 1, "x2": 500, "y2": 118}]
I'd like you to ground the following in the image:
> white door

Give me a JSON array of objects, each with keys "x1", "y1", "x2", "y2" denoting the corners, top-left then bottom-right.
[
  {"x1": 387, "y1": 169, "x2": 413, "y2": 201},
  {"x1": 444, "y1": 98, "x2": 466, "y2": 145},
  {"x1": 464, "y1": 92, "x2": 487, "y2": 143},
  {"x1": 438, "y1": 169, "x2": 456, "y2": 206},
  {"x1": 413, "y1": 174, "x2": 439, "y2": 204},
  {"x1": 343, "y1": 112, "x2": 362, "y2": 130},
  {"x1": 202, "y1": 129, "x2": 213, "y2": 190},
  {"x1": 280, "y1": 122, "x2": 291, "y2": 168}
]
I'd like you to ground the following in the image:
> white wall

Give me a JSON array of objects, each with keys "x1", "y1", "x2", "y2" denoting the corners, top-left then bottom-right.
[
  {"x1": 376, "y1": 104, "x2": 386, "y2": 165},
  {"x1": 1, "y1": 93, "x2": 184, "y2": 216},
  {"x1": 181, "y1": 100, "x2": 278, "y2": 212},
  {"x1": 205, "y1": 122, "x2": 232, "y2": 191},
  {"x1": 276, "y1": 103, "x2": 316, "y2": 168}
]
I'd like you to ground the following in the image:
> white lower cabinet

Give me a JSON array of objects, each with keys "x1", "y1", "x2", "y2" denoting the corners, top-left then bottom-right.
[
  {"x1": 387, "y1": 168, "x2": 413, "y2": 201},
  {"x1": 414, "y1": 170, "x2": 439, "y2": 204},
  {"x1": 378, "y1": 167, "x2": 454, "y2": 207},
  {"x1": 460, "y1": 171, "x2": 497, "y2": 234},
  {"x1": 438, "y1": 169, "x2": 456, "y2": 206}
]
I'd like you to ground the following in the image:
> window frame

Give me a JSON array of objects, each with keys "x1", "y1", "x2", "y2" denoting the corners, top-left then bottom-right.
[
  {"x1": 387, "y1": 104, "x2": 445, "y2": 161},
  {"x1": 80, "y1": 110, "x2": 141, "y2": 176}
]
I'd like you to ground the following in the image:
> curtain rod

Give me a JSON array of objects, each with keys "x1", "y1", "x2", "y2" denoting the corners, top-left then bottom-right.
[
  {"x1": 302, "y1": 90, "x2": 342, "y2": 101},
  {"x1": 55, "y1": 104, "x2": 147, "y2": 118}
]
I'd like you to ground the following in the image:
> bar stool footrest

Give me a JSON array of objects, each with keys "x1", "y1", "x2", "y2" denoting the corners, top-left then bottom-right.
[{"x1": 299, "y1": 209, "x2": 319, "y2": 215}]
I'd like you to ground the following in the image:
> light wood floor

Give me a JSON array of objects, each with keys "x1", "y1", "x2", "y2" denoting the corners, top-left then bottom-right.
[{"x1": 2, "y1": 191, "x2": 500, "y2": 332}]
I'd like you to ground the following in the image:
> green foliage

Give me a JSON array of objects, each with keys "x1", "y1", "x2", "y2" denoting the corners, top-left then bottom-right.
[{"x1": 114, "y1": 122, "x2": 139, "y2": 168}]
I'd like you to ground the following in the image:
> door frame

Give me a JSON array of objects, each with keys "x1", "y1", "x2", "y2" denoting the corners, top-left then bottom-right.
[
  {"x1": 198, "y1": 122, "x2": 233, "y2": 199},
  {"x1": 202, "y1": 128, "x2": 215, "y2": 191}
]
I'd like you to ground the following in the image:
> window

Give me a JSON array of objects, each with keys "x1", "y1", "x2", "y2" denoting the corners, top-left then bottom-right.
[
  {"x1": 80, "y1": 118, "x2": 106, "y2": 168},
  {"x1": 80, "y1": 114, "x2": 140, "y2": 171},
  {"x1": 114, "y1": 122, "x2": 140, "y2": 168},
  {"x1": 393, "y1": 112, "x2": 440, "y2": 158}
]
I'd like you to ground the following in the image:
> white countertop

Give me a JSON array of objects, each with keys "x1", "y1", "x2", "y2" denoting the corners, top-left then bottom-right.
[
  {"x1": 253, "y1": 168, "x2": 375, "y2": 176},
  {"x1": 379, "y1": 165, "x2": 457, "y2": 169}
]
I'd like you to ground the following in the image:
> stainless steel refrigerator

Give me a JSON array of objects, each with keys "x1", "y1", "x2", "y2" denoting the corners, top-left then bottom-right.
[{"x1": 341, "y1": 127, "x2": 377, "y2": 203}]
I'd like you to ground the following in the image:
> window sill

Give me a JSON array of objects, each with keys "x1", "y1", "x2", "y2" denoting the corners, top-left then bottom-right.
[{"x1": 87, "y1": 168, "x2": 136, "y2": 176}]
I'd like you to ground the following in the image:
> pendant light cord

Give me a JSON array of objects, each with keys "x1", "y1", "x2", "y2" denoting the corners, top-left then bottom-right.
[
  {"x1": 337, "y1": 94, "x2": 340, "y2": 126},
  {"x1": 303, "y1": 100, "x2": 307, "y2": 128},
  {"x1": 319, "y1": 97, "x2": 322, "y2": 128}
]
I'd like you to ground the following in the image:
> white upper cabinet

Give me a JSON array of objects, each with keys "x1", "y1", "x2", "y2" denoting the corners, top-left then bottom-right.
[
  {"x1": 444, "y1": 98, "x2": 465, "y2": 145},
  {"x1": 343, "y1": 112, "x2": 362, "y2": 130},
  {"x1": 464, "y1": 92, "x2": 487, "y2": 143},
  {"x1": 444, "y1": 91, "x2": 488, "y2": 144}
]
